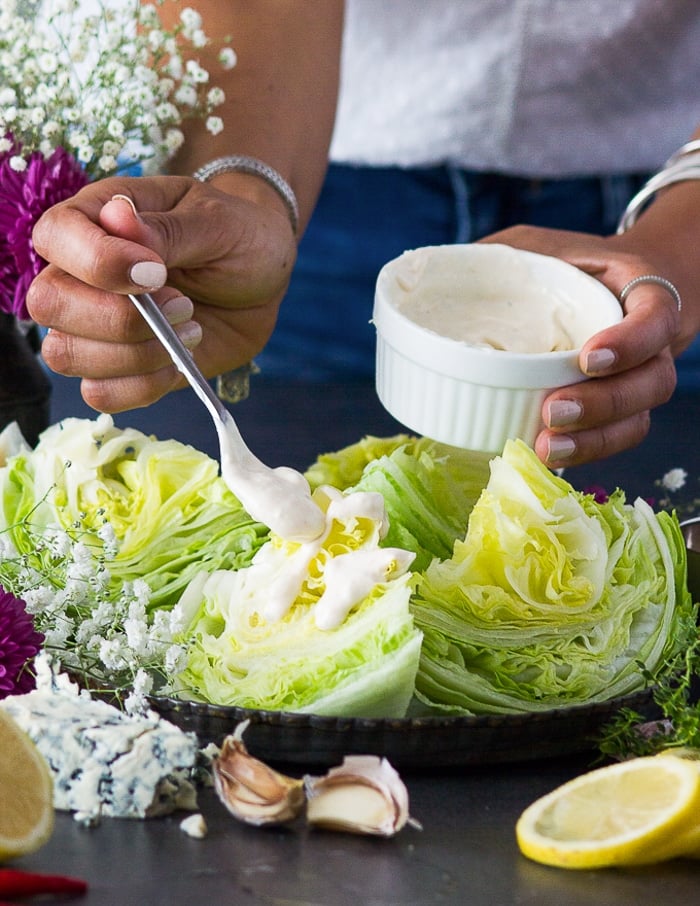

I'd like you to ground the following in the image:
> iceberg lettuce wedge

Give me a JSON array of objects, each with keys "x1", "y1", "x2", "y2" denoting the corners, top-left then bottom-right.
[
  {"x1": 174, "y1": 487, "x2": 422, "y2": 717},
  {"x1": 411, "y1": 439, "x2": 696, "y2": 715},
  {"x1": 0, "y1": 415, "x2": 266, "y2": 608}
]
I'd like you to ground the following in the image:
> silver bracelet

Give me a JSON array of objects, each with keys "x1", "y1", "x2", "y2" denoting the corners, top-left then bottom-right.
[
  {"x1": 617, "y1": 142, "x2": 700, "y2": 233},
  {"x1": 193, "y1": 154, "x2": 299, "y2": 234},
  {"x1": 216, "y1": 360, "x2": 260, "y2": 404}
]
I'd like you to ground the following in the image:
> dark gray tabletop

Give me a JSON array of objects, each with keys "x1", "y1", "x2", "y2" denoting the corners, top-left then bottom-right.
[
  {"x1": 16, "y1": 373, "x2": 699, "y2": 904},
  {"x1": 16, "y1": 755, "x2": 700, "y2": 905}
]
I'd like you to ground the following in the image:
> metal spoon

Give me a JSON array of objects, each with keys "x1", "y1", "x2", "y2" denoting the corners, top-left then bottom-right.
[
  {"x1": 128, "y1": 292, "x2": 325, "y2": 542},
  {"x1": 679, "y1": 517, "x2": 700, "y2": 601}
]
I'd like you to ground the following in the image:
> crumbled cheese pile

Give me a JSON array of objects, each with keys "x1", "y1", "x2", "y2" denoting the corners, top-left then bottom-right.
[{"x1": 0, "y1": 656, "x2": 198, "y2": 821}]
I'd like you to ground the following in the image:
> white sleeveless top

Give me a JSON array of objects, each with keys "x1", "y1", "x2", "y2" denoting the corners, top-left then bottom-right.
[{"x1": 330, "y1": 0, "x2": 700, "y2": 176}]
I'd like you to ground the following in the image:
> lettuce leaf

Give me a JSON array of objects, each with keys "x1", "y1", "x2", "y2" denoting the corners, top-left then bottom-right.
[
  {"x1": 0, "y1": 415, "x2": 266, "y2": 608},
  {"x1": 411, "y1": 439, "x2": 696, "y2": 715},
  {"x1": 174, "y1": 487, "x2": 422, "y2": 717},
  {"x1": 306, "y1": 434, "x2": 492, "y2": 572}
]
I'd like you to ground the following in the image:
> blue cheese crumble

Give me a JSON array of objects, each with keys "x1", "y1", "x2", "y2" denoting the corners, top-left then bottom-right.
[{"x1": 0, "y1": 658, "x2": 198, "y2": 820}]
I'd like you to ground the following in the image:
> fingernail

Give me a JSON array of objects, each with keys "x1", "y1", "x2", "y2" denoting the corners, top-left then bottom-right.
[
  {"x1": 111, "y1": 194, "x2": 140, "y2": 218},
  {"x1": 546, "y1": 399, "x2": 583, "y2": 428},
  {"x1": 175, "y1": 320, "x2": 202, "y2": 349},
  {"x1": 161, "y1": 296, "x2": 194, "y2": 325},
  {"x1": 584, "y1": 348, "x2": 616, "y2": 374},
  {"x1": 130, "y1": 260, "x2": 167, "y2": 289},
  {"x1": 547, "y1": 435, "x2": 576, "y2": 462}
]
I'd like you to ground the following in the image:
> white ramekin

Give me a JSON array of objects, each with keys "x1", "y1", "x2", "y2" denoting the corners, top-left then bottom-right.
[{"x1": 373, "y1": 244, "x2": 623, "y2": 452}]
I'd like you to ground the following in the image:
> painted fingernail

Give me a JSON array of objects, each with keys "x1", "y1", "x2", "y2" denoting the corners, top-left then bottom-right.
[
  {"x1": 111, "y1": 194, "x2": 140, "y2": 218},
  {"x1": 584, "y1": 348, "x2": 616, "y2": 374},
  {"x1": 161, "y1": 296, "x2": 194, "y2": 325},
  {"x1": 175, "y1": 320, "x2": 202, "y2": 349},
  {"x1": 546, "y1": 399, "x2": 583, "y2": 428},
  {"x1": 547, "y1": 435, "x2": 576, "y2": 462},
  {"x1": 130, "y1": 260, "x2": 167, "y2": 289}
]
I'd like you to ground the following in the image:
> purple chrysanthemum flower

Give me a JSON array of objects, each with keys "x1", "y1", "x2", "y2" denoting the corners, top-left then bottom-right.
[
  {"x1": 0, "y1": 585, "x2": 45, "y2": 699},
  {"x1": 0, "y1": 136, "x2": 89, "y2": 319},
  {"x1": 583, "y1": 484, "x2": 609, "y2": 504}
]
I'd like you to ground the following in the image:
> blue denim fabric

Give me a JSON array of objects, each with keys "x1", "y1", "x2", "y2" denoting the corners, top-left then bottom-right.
[{"x1": 256, "y1": 163, "x2": 700, "y2": 387}]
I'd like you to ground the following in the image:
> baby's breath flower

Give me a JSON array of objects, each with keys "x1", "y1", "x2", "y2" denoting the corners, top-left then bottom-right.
[
  {"x1": 219, "y1": 47, "x2": 237, "y2": 70},
  {"x1": 174, "y1": 84, "x2": 198, "y2": 107},
  {"x1": 0, "y1": 0, "x2": 234, "y2": 180},
  {"x1": 155, "y1": 102, "x2": 181, "y2": 124},
  {"x1": 97, "y1": 154, "x2": 117, "y2": 173},
  {"x1": 165, "y1": 644, "x2": 188, "y2": 675},
  {"x1": 0, "y1": 501, "x2": 196, "y2": 701},
  {"x1": 207, "y1": 86, "x2": 225, "y2": 107},
  {"x1": 185, "y1": 59, "x2": 209, "y2": 84},
  {"x1": 76, "y1": 145, "x2": 94, "y2": 165},
  {"x1": 124, "y1": 668, "x2": 154, "y2": 714},
  {"x1": 38, "y1": 52, "x2": 58, "y2": 74},
  {"x1": 106, "y1": 118, "x2": 126, "y2": 140},
  {"x1": 661, "y1": 468, "x2": 688, "y2": 493},
  {"x1": 653, "y1": 466, "x2": 700, "y2": 519},
  {"x1": 206, "y1": 116, "x2": 224, "y2": 136},
  {"x1": 180, "y1": 7, "x2": 203, "y2": 32},
  {"x1": 163, "y1": 128, "x2": 184, "y2": 153}
]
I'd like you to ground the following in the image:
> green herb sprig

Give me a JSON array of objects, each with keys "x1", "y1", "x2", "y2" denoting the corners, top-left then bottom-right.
[{"x1": 599, "y1": 637, "x2": 700, "y2": 760}]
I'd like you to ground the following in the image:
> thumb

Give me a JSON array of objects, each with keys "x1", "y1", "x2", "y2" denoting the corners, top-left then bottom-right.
[
  {"x1": 100, "y1": 191, "x2": 215, "y2": 278},
  {"x1": 99, "y1": 193, "x2": 162, "y2": 250},
  {"x1": 99, "y1": 193, "x2": 178, "y2": 291}
]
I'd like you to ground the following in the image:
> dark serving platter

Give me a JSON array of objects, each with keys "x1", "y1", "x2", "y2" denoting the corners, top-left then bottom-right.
[{"x1": 150, "y1": 688, "x2": 657, "y2": 769}]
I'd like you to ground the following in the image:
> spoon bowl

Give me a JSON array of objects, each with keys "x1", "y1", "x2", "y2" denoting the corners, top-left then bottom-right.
[{"x1": 680, "y1": 517, "x2": 700, "y2": 601}]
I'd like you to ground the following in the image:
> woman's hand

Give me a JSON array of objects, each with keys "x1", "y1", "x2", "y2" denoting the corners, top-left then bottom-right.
[
  {"x1": 27, "y1": 174, "x2": 297, "y2": 413},
  {"x1": 481, "y1": 224, "x2": 691, "y2": 468}
]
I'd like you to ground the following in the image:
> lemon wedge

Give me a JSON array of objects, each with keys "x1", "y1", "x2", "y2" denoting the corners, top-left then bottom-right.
[
  {"x1": 0, "y1": 709, "x2": 54, "y2": 861},
  {"x1": 516, "y1": 755, "x2": 700, "y2": 869}
]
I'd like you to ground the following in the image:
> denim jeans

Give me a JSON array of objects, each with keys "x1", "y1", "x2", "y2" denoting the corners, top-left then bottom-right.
[{"x1": 256, "y1": 163, "x2": 700, "y2": 388}]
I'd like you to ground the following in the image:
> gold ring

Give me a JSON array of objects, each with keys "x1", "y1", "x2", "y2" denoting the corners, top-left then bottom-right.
[{"x1": 619, "y1": 275, "x2": 682, "y2": 312}]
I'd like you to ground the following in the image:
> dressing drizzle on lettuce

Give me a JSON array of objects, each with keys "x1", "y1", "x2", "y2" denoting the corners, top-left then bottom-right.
[{"x1": 173, "y1": 486, "x2": 421, "y2": 717}]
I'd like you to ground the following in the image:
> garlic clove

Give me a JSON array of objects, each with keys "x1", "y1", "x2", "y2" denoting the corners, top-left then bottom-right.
[
  {"x1": 213, "y1": 721, "x2": 305, "y2": 826},
  {"x1": 304, "y1": 754, "x2": 418, "y2": 836}
]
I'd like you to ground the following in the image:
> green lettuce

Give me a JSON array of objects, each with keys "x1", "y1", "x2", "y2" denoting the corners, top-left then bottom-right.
[
  {"x1": 305, "y1": 434, "x2": 416, "y2": 491},
  {"x1": 174, "y1": 487, "x2": 422, "y2": 717},
  {"x1": 306, "y1": 434, "x2": 492, "y2": 571},
  {"x1": 410, "y1": 439, "x2": 696, "y2": 715},
  {"x1": 0, "y1": 415, "x2": 266, "y2": 608}
]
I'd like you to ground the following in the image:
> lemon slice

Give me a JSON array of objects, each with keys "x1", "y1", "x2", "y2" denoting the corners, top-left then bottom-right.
[
  {"x1": 0, "y1": 709, "x2": 54, "y2": 861},
  {"x1": 516, "y1": 755, "x2": 700, "y2": 869},
  {"x1": 653, "y1": 750, "x2": 700, "y2": 858}
]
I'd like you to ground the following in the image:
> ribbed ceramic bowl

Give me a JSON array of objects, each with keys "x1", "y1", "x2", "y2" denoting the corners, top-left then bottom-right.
[{"x1": 373, "y1": 244, "x2": 623, "y2": 452}]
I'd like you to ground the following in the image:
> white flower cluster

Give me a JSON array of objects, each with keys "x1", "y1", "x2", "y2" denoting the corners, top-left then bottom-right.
[
  {"x1": 1, "y1": 516, "x2": 189, "y2": 712},
  {"x1": 0, "y1": 0, "x2": 234, "y2": 179},
  {"x1": 654, "y1": 467, "x2": 699, "y2": 519},
  {"x1": 660, "y1": 468, "x2": 688, "y2": 494}
]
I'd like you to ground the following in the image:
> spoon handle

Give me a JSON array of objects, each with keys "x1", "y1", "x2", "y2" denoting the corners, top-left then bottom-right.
[{"x1": 128, "y1": 292, "x2": 228, "y2": 424}]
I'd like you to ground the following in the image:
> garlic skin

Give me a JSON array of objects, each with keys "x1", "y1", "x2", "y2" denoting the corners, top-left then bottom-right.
[
  {"x1": 212, "y1": 721, "x2": 305, "y2": 826},
  {"x1": 180, "y1": 813, "x2": 208, "y2": 838},
  {"x1": 304, "y1": 755, "x2": 418, "y2": 836}
]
